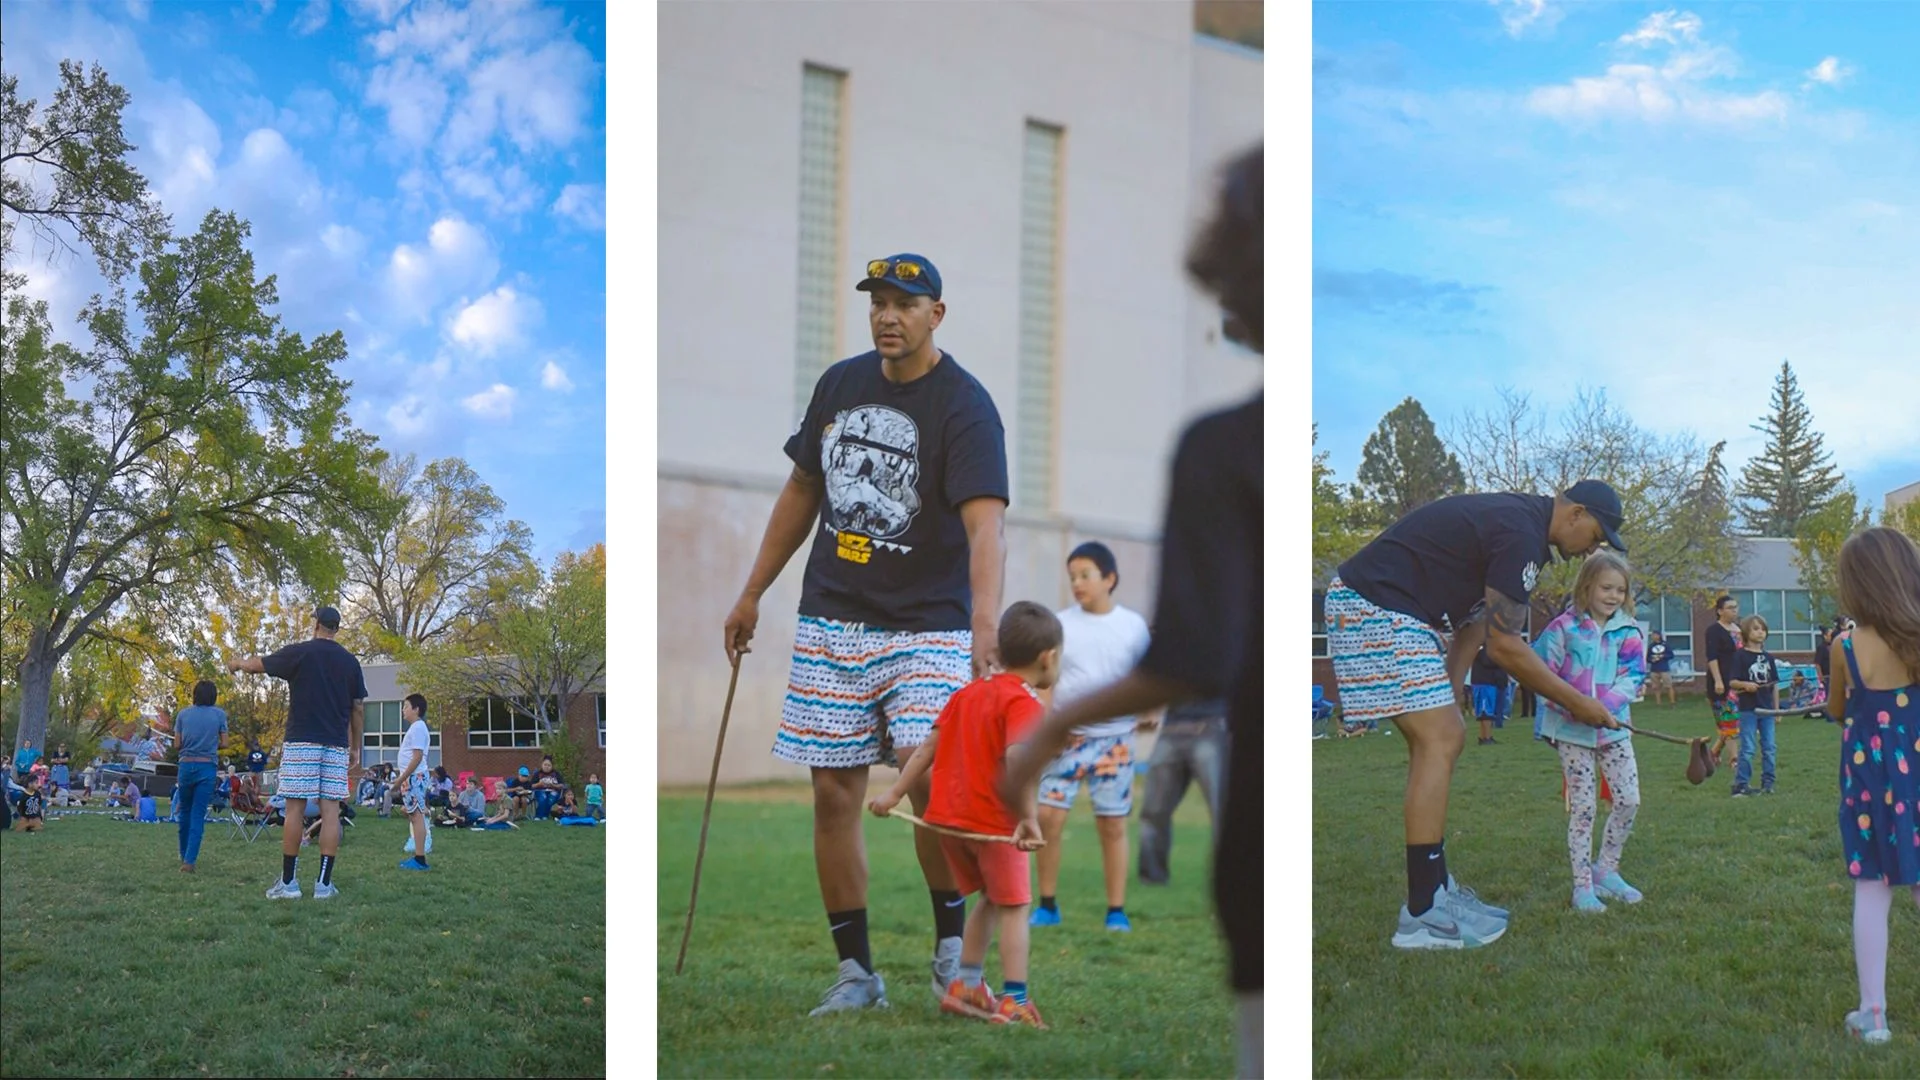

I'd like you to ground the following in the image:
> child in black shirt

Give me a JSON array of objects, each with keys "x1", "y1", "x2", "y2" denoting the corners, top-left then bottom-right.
[{"x1": 1727, "y1": 615, "x2": 1782, "y2": 797}]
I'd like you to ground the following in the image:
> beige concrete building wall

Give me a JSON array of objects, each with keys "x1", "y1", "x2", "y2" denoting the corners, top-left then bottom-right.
[{"x1": 657, "y1": 2, "x2": 1261, "y2": 785}]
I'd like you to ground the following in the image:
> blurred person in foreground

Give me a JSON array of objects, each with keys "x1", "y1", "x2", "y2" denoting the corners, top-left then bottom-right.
[{"x1": 1003, "y1": 143, "x2": 1265, "y2": 1078}]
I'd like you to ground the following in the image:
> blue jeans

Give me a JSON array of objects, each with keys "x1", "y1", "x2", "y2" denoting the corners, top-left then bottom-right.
[
  {"x1": 176, "y1": 762, "x2": 218, "y2": 865},
  {"x1": 534, "y1": 789, "x2": 559, "y2": 819},
  {"x1": 1735, "y1": 711, "x2": 1776, "y2": 790}
]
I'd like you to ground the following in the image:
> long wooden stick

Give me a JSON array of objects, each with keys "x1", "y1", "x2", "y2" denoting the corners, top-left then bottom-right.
[
  {"x1": 883, "y1": 807, "x2": 1038, "y2": 847},
  {"x1": 676, "y1": 651, "x2": 743, "y2": 975},
  {"x1": 1617, "y1": 723, "x2": 1692, "y2": 746}
]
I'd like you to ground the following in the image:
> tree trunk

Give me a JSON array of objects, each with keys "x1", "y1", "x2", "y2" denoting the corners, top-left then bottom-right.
[{"x1": 13, "y1": 646, "x2": 56, "y2": 763}]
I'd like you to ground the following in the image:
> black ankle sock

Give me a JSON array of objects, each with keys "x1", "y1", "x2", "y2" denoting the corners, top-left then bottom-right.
[
  {"x1": 1108, "y1": 906, "x2": 1124, "y2": 917},
  {"x1": 931, "y1": 890, "x2": 966, "y2": 940},
  {"x1": 1407, "y1": 843, "x2": 1446, "y2": 916},
  {"x1": 827, "y1": 908, "x2": 871, "y2": 974},
  {"x1": 1039, "y1": 895, "x2": 1057, "y2": 913},
  {"x1": 283, "y1": 854, "x2": 298, "y2": 885},
  {"x1": 319, "y1": 853, "x2": 336, "y2": 887}
]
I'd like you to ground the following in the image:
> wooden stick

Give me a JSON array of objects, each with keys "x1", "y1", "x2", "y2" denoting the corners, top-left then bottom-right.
[
  {"x1": 1617, "y1": 723, "x2": 1693, "y2": 747},
  {"x1": 676, "y1": 651, "x2": 743, "y2": 975},
  {"x1": 883, "y1": 807, "x2": 1039, "y2": 847}
]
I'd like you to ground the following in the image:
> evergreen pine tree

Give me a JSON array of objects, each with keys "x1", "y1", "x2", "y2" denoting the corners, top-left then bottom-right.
[
  {"x1": 1734, "y1": 361, "x2": 1843, "y2": 536},
  {"x1": 1353, "y1": 397, "x2": 1465, "y2": 522}
]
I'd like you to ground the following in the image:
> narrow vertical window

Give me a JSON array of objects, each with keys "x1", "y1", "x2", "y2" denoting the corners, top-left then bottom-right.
[
  {"x1": 795, "y1": 64, "x2": 847, "y2": 420},
  {"x1": 1017, "y1": 121, "x2": 1064, "y2": 512}
]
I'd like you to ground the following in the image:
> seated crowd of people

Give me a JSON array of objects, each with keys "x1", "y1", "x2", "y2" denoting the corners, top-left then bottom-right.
[{"x1": 431, "y1": 756, "x2": 605, "y2": 829}]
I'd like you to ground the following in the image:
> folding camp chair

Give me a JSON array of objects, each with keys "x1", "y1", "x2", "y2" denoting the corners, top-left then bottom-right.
[{"x1": 227, "y1": 783, "x2": 274, "y2": 842}]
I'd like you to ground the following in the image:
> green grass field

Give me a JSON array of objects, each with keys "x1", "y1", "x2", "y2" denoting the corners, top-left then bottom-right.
[
  {"x1": 1312, "y1": 699, "x2": 1920, "y2": 1078},
  {"x1": 657, "y1": 782, "x2": 1235, "y2": 1078},
  {"x1": 1, "y1": 806, "x2": 605, "y2": 1078}
]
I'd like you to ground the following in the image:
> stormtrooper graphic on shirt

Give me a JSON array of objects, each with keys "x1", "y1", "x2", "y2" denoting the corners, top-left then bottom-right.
[{"x1": 820, "y1": 405, "x2": 923, "y2": 542}]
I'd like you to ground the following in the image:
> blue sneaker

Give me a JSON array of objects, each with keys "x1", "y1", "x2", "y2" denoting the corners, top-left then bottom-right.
[
  {"x1": 1105, "y1": 909, "x2": 1131, "y2": 933},
  {"x1": 1572, "y1": 886, "x2": 1607, "y2": 914},
  {"x1": 1446, "y1": 875, "x2": 1509, "y2": 921},
  {"x1": 312, "y1": 881, "x2": 339, "y2": 900},
  {"x1": 398, "y1": 858, "x2": 430, "y2": 872},
  {"x1": 1029, "y1": 905, "x2": 1061, "y2": 927},
  {"x1": 1594, "y1": 871, "x2": 1642, "y2": 904}
]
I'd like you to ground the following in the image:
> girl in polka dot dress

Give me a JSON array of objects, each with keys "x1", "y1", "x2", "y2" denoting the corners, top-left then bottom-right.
[{"x1": 1833, "y1": 527, "x2": 1920, "y2": 1045}]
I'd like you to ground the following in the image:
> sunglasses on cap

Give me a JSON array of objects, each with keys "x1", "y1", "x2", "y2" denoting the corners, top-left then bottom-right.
[{"x1": 866, "y1": 258, "x2": 925, "y2": 283}]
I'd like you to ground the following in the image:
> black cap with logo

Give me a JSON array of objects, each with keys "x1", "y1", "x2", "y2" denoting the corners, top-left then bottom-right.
[{"x1": 1565, "y1": 479, "x2": 1628, "y2": 554}]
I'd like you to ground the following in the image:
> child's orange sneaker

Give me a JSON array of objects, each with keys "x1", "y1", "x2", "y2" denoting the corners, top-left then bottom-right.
[
  {"x1": 939, "y1": 980, "x2": 998, "y2": 1020},
  {"x1": 992, "y1": 995, "x2": 1047, "y2": 1029}
]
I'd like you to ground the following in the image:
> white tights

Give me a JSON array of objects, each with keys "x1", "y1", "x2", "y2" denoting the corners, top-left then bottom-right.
[{"x1": 1854, "y1": 877, "x2": 1920, "y2": 1012}]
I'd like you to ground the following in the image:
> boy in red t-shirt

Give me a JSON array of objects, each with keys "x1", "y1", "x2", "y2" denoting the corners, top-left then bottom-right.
[{"x1": 871, "y1": 601, "x2": 1061, "y2": 1029}]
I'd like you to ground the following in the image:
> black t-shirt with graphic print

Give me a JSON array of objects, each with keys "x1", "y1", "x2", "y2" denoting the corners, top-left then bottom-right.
[
  {"x1": 1704, "y1": 622, "x2": 1739, "y2": 700},
  {"x1": 1336, "y1": 493, "x2": 1556, "y2": 631},
  {"x1": 1647, "y1": 640, "x2": 1671, "y2": 672},
  {"x1": 1730, "y1": 648, "x2": 1779, "y2": 713},
  {"x1": 786, "y1": 351, "x2": 1009, "y2": 633}
]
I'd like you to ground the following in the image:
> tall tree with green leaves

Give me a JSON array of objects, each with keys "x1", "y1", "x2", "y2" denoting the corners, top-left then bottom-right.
[
  {"x1": 1352, "y1": 397, "x2": 1464, "y2": 524},
  {"x1": 2, "y1": 209, "x2": 387, "y2": 757},
  {"x1": 339, "y1": 455, "x2": 535, "y2": 660},
  {"x1": 1, "y1": 59, "x2": 168, "y2": 279},
  {"x1": 1791, "y1": 486, "x2": 1876, "y2": 623},
  {"x1": 1734, "y1": 361, "x2": 1844, "y2": 537},
  {"x1": 1312, "y1": 424, "x2": 1373, "y2": 584}
]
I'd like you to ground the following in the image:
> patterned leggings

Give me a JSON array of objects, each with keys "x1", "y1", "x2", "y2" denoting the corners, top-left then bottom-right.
[{"x1": 1556, "y1": 739, "x2": 1641, "y2": 890}]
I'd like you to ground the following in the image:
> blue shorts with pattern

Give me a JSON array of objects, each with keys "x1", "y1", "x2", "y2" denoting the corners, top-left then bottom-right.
[
  {"x1": 1038, "y1": 732, "x2": 1136, "y2": 817},
  {"x1": 400, "y1": 770, "x2": 429, "y2": 814},
  {"x1": 276, "y1": 742, "x2": 349, "y2": 802}
]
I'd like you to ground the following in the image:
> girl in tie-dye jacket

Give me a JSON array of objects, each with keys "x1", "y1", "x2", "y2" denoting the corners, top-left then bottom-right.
[{"x1": 1532, "y1": 551, "x2": 1649, "y2": 914}]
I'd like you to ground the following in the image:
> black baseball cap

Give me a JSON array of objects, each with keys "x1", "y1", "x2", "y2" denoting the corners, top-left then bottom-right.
[
  {"x1": 1565, "y1": 479, "x2": 1628, "y2": 554},
  {"x1": 314, "y1": 606, "x2": 342, "y2": 630},
  {"x1": 856, "y1": 254, "x2": 942, "y2": 301}
]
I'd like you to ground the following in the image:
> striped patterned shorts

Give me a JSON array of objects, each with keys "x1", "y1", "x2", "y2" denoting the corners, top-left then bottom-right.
[
  {"x1": 1324, "y1": 578, "x2": 1456, "y2": 723},
  {"x1": 275, "y1": 742, "x2": 350, "y2": 802},
  {"x1": 773, "y1": 616, "x2": 972, "y2": 770}
]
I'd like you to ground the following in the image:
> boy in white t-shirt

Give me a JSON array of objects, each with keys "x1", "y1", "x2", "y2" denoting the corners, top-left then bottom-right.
[
  {"x1": 1031, "y1": 542, "x2": 1154, "y2": 932},
  {"x1": 391, "y1": 693, "x2": 433, "y2": 870}
]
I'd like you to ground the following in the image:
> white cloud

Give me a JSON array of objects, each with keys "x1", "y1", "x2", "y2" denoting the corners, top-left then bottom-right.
[
  {"x1": 444, "y1": 38, "x2": 596, "y2": 156},
  {"x1": 320, "y1": 223, "x2": 365, "y2": 259},
  {"x1": 448, "y1": 285, "x2": 542, "y2": 356},
  {"x1": 140, "y1": 94, "x2": 223, "y2": 219},
  {"x1": 461, "y1": 383, "x2": 516, "y2": 419},
  {"x1": 347, "y1": 0, "x2": 411, "y2": 24},
  {"x1": 293, "y1": 0, "x2": 331, "y2": 35},
  {"x1": 1529, "y1": 12, "x2": 1787, "y2": 125},
  {"x1": 445, "y1": 154, "x2": 540, "y2": 216},
  {"x1": 1804, "y1": 56, "x2": 1853, "y2": 89},
  {"x1": 551, "y1": 183, "x2": 604, "y2": 231},
  {"x1": 1618, "y1": 10, "x2": 1703, "y2": 47},
  {"x1": 540, "y1": 359, "x2": 574, "y2": 392},
  {"x1": 383, "y1": 215, "x2": 498, "y2": 323},
  {"x1": 126, "y1": 0, "x2": 152, "y2": 20},
  {"x1": 386, "y1": 394, "x2": 429, "y2": 434},
  {"x1": 1491, "y1": 0, "x2": 1563, "y2": 39},
  {"x1": 365, "y1": 56, "x2": 449, "y2": 147}
]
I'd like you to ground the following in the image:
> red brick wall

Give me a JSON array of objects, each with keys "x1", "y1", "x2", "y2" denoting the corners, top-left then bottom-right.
[{"x1": 434, "y1": 691, "x2": 606, "y2": 789}]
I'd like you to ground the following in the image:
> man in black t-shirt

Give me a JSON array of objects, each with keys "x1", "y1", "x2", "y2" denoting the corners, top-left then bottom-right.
[
  {"x1": 229, "y1": 606, "x2": 366, "y2": 901},
  {"x1": 1004, "y1": 144, "x2": 1264, "y2": 1078},
  {"x1": 1326, "y1": 481, "x2": 1625, "y2": 951},
  {"x1": 724, "y1": 253, "x2": 1010, "y2": 1016}
]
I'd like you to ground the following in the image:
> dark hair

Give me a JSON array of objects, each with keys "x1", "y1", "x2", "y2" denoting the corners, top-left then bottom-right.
[
  {"x1": 405, "y1": 693, "x2": 428, "y2": 718},
  {"x1": 998, "y1": 601, "x2": 1064, "y2": 669},
  {"x1": 192, "y1": 680, "x2": 218, "y2": 707},
  {"x1": 1067, "y1": 541, "x2": 1120, "y2": 591},
  {"x1": 433, "y1": 765, "x2": 449, "y2": 781},
  {"x1": 1837, "y1": 527, "x2": 1920, "y2": 681},
  {"x1": 1186, "y1": 145, "x2": 1262, "y2": 352},
  {"x1": 1715, "y1": 594, "x2": 1735, "y2": 612}
]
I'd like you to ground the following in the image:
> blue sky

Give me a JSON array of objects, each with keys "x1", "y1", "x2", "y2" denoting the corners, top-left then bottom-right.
[
  {"x1": 1314, "y1": 1, "x2": 1919, "y2": 518},
  {"x1": 5, "y1": 0, "x2": 607, "y2": 562}
]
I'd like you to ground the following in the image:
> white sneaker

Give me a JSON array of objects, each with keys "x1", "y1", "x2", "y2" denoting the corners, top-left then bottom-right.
[
  {"x1": 312, "y1": 881, "x2": 339, "y2": 900},
  {"x1": 266, "y1": 879, "x2": 302, "y2": 900},
  {"x1": 932, "y1": 935, "x2": 962, "y2": 998},
  {"x1": 809, "y1": 958, "x2": 889, "y2": 1016}
]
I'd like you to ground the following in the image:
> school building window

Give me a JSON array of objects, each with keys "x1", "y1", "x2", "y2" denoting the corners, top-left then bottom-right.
[
  {"x1": 466, "y1": 696, "x2": 560, "y2": 750},
  {"x1": 1312, "y1": 590, "x2": 1328, "y2": 658},
  {"x1": 1724, "y1": 589, "x2": 1817, "y2": 653},
  {"x1": 794, "y1": 63, "x2": 847, "y2": 422},
  {"x1": 1016, "y1": 119, "x2": 1063, "y2": 512},
  {"x1": 596, "y1": 694, "x2": 606, "y2": 748},
  {"x1": 1635, "y1": 593, "x2": 1696, "y2": 673},
  {"x1": 360, "y1": 700, "x2": 441, "y2": 771}
]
